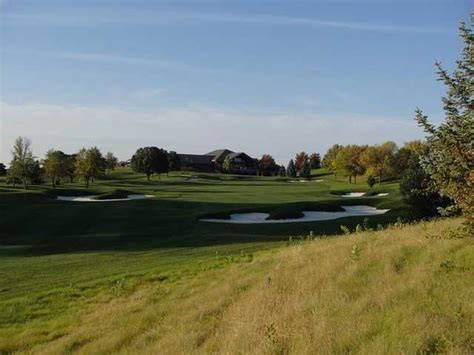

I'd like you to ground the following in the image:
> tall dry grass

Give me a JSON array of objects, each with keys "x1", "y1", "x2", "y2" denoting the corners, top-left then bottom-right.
[{"x1": 12, "y1": 218, "x2": 474, "y2": 354}]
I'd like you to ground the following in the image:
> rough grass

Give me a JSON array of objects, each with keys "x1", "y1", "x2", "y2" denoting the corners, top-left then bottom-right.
[{"x1": 1, "y1": 218, "x2": 472, "y2": 353}]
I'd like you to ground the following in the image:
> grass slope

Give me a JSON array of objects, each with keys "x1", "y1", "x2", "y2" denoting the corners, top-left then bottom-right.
[
  {"x1": 1, "y1": 218, "x2": 472, "y2": 353},
  {"x1": 1, "y1": 168, "x2": 449, "y2": 353}
]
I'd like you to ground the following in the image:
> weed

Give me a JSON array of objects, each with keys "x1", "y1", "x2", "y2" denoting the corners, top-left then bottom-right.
[
  {"x1": 340, "y1": 225, "x2": 351, "y2": 235},
  {"x1": 350, "y1": 244, "x2": 362, "y2": 261},
  {"x1": 439, "y1": 260, "x2": 456, "y2": 273}
]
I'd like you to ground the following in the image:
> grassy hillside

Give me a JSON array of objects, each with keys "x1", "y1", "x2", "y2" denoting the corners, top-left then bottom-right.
[
  {"x1": 1, "y1": 218, "x2": 471, "y2": 353},
  {"x1": 2, "y1": 169, "x2": 470, "y2": 353}
]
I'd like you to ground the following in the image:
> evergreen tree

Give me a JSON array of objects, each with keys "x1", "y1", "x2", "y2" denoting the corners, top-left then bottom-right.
[
  {"x1": 367, "y1": 175, "x2": 376, "y2": 189},
  {"x1": 415, "y1": 17, "x2": 474, "y2": 227},
  {"x1": 286, "y1": 159, "x2": 296, "y2": 177},
  {"x1": 300, "y1": 159, "x2": 311, "y2": 178},
  {"x1": 400, "y1": 155, "x2": 451, "y2": 218},
  {"x1": 278, "y1": 165, "x2": 286, "y2": 177},
  {"x1": 309, "y1": 153, "x2": 321, "y2": 169}
]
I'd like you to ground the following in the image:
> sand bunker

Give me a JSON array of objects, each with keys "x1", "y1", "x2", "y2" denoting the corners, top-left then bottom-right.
[
  {"x1": 200, "y1": 205, "x2": 390, "y2": 224},
  {"x1": 288, "y1": 179, "x2": 323, "y2": 183},
  {"x1": 342, "y1": 192, "x2": 366, "y2": 197},
  {"x1": 57, "y1": 194, "x2": 154, "y2": 202},
  {"x1": 341, "y1": 192, "x2": 389, "y2": 197}
]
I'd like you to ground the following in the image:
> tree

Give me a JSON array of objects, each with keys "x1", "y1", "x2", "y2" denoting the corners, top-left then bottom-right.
[
  {"x1": 63, "y1": 154, "x2": 76, "y2": 183},
  {"x1": 415, "y1": 17, "x2": 474, "y2": 227},
  {"x1": 286, "y1": 159, "x2": 296, "y2": 177},
  {"x1": 29, "y1": 160, "x2": 43, "y2": 184},
  {"x1": 400, "y1": 155, "x2": 451, "y2": 218},
  {"x1": 8, "y1": 137, "x2": 37, "y2": 189},
  {"x1": 360, "y1": 141, "x2": 397, "y2": 184},
  {"x1": 367, "y1": 175, "x2": 376, "y2": 188},
  {"x1": 104, "y1": 152, "x2": 118, "y2": 173},
  {"x1": 294, "y1": 152, "x2": 308, "y2": 172},
  {"x1": 157, "y1": 148, "x2": 170, "y2": 177},
  {"x1": 0, "y1": 163, "x2": 6, "y2": 176},
  {"x1": 75, "y1": 147, "x2": 105, "y2": 188},
  {"x1": 300, "y1": 159, "x2": 311, "y2": 178},
  {"x1": 333, "y1": 145, "x2": 366, "y2": 183},
  {"x1": 278, "y1": 165, "x2": 286, "y2": 177},
  {"x1": 168, "y1": 151, "x2": 181, "y2": 172},
  {"x1": 259, "y1": 154, "x2": 277, "y2": 175},
  {"x1": 393, "y1": 141, "x2": 426, "y2": 176},
  {"x1": 222, "y1": 155, "x2": 232, "y2": 173},
  {"x1": 43, "y1": 150, "x2": 64, "y2": 188},
  {"x1": 309, "y1": 153, "x2": 321, "y2": 169},
  {"x1": 131, "y1": 147, "x2": 169, "y2": 180},
  {"x1": 322, "y1": 144, "x2": 342, "y2": 179}
]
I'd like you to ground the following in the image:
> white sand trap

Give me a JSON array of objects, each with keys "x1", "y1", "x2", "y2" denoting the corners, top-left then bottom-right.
[
  {"x1": 375, "y1": 193, "x2": 389, "y2": 196},
  {"x1": 57, "y1": 194, "x2": 154, "y2": 202},
  {"x1": 342, "y1": 192, "x2": 366, "y2": 197},
  {"x1": 200, "y1": 205, "x2": 390, "y2": 224},
  {"x1": 288, "y1": 179, "x2": 322, "y2": 183}
]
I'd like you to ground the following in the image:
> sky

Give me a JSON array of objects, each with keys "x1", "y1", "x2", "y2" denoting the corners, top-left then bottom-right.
[{"x1": 0, "y1": 0, "x2": 471, "y2": 164}]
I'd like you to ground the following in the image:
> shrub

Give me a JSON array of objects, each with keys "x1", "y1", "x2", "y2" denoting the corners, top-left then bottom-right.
[{"x1": 367, "y1": 175, "x2": 376, "y2": 188}]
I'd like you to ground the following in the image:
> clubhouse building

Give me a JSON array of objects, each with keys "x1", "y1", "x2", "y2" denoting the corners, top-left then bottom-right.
[{"x1": 177, "y1": 149, "x2": 259, "y2": 175}]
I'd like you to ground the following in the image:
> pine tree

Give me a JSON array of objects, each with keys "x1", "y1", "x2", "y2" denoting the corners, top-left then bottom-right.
[
  {"x1": 415, "y1": 16, "x2": 474, "y2": 228},
  {"x1": 286, "y1": 159, "x2": 296, "y2": 177},
  {"x1": 300, "y1": 159, "x2": 311, "y2": 178},
  {"x1": 278, "y1": 165, "x2": 286, "y2": 177},
  {"x1": 309, "y1": 153, "x2": 321, "y2": 169}
]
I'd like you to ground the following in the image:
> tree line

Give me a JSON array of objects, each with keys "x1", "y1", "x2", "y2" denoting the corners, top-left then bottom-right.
[
  {"x1": 4, "y1": 139, "x2": 119, "y2": 189},
  {"x1": 320, "y1": 141, "x2": 414, "y2": 184}
]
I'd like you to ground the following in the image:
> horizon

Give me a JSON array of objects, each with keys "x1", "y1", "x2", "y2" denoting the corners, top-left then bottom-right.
[{"x1": 0, "y1": 0, "x2": 471, "y2": 164}]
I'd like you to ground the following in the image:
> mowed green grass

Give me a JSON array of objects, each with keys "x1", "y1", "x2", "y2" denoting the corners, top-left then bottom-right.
[{"x1": 0, "y1": 168, "x2": 407, "y2": 352}]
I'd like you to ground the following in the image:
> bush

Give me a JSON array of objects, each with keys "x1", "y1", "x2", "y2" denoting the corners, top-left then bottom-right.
[
  {"x1": 399, "y1": 161, "x2": 452, "y2": 219},
  {"x1": 367, "y1": 175, "x2": 376, "y2": 188}
]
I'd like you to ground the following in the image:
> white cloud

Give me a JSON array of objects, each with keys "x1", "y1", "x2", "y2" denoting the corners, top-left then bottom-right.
[
  {"x1": 3, "y1": 10, "x2": 448, "y2": 35},
  {"x1": 0, "y1": 101, "x2": 424, "y2": 164}
]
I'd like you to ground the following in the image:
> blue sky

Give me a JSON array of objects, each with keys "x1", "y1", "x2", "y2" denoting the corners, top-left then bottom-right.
[{"x1": 0, "y1": 0, "x2": 471, "y2": 163}]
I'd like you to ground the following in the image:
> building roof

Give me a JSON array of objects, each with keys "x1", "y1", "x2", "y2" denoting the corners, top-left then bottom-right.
[
  {"x1": 206, "y1": 149, "x2": 234, "y2": 163},
  {"x1": 227, "y1": 152, "x2": 248, "y2": 159}
]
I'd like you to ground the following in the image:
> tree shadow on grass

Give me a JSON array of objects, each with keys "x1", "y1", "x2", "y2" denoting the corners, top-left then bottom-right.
[{"x1": 0, "y1": 195, "x2": 408, "y2": 257}]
